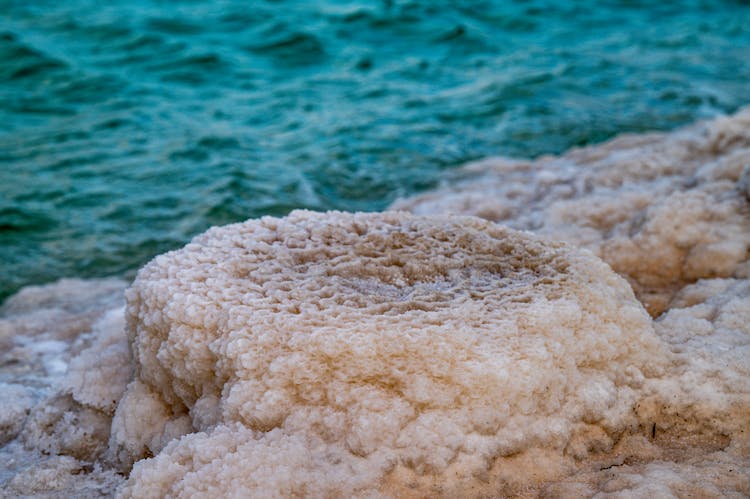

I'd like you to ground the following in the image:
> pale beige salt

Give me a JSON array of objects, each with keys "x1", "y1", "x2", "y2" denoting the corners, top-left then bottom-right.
[{"x1": 113, "y1": 210, "x2": 668, "y2": 497}]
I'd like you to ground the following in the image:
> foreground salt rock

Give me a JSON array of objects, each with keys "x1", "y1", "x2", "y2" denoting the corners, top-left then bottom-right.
[
  {"x1": 113, "y1": 210, "x2": 671, "y2": 497},
  {"x1": 393, "y1": 106, "x2": 750, "y2": 317}
]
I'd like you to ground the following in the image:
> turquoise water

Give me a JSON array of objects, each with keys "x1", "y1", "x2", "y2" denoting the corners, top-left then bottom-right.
[{"x1": 1, "y1": 1, "x2": 749, "y2": 301}]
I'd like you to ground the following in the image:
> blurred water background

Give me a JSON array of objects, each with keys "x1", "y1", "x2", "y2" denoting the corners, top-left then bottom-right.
[{"x1": 1, "y1": 0, "x2": 750, "y2": 301}]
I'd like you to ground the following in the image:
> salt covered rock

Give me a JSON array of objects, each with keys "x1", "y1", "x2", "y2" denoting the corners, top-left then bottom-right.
[
  {"x1": 0, "y1": 278, "x2": 129, "y2": 496},
  {"x1": 0, "y1": 383, "x2": 35, "y2": 446},
  {"x1": 114, "y1": 210, "x2": 668, "y2": 496}
]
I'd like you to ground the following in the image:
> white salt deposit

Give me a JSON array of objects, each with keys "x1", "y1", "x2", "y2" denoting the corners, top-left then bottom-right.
[
  {"x1": 0, "y1": 108, "x2": 749, "y2": 497},
  {"x1": 113, "y1": 210, "x2": 666, "y2": 496},
  {"x1": 0, "y1": 278, "x2": 129, "y2": 497}
]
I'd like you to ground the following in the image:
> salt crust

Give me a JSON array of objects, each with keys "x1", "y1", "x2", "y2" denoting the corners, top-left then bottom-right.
[
  {"x1": 0, "y1": 278, "x2": 129, "y2": 497},
  {"x1": 113, "y1": 210, "x2": 668, "y2": 496}
]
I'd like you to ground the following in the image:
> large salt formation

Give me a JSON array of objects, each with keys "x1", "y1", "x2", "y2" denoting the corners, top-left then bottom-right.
[{"x1": 113, "y1": 210, "x2": 668, "y2": 497}]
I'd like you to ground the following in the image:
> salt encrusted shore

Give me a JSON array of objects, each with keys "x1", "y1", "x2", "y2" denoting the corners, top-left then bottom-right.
[{"x1": 0, "y1": 108, "x2": 748, "y2": 497}]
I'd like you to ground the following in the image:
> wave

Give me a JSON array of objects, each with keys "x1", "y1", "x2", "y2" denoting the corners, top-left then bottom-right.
[{"x1": 3, "y1": 0, "x2": 750, "y2": 305}]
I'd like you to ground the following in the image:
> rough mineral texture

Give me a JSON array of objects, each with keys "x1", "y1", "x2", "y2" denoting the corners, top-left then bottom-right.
[
  {"x1": 112, "y1": 210, "x2": 669, "y2": 497},
  {"x1": 0, "y1": 279, "x2": 129, "y2": 497}
]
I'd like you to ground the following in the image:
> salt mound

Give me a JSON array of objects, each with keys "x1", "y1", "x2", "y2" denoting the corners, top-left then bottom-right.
[{"x1": 114, "y1": 210, "x2": 667, "y2": 496}]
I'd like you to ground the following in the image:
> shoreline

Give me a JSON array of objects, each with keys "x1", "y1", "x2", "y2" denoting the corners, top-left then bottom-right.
[{"x1": 1, "y1": 107, "x2": 749, "y2": 497}]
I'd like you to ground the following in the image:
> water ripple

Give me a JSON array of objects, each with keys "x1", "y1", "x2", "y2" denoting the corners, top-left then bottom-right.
[{"x1": 1, "y1": 0, "x2": 750, "y2": 300}]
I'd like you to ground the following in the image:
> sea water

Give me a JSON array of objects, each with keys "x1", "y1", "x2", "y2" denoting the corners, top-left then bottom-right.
[{"x1": 1, "y1": 0, "x2": 749, "y2": 301}]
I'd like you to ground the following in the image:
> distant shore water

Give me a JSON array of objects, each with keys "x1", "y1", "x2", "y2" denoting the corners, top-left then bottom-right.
[{"x1": 3, "y1": 0, "x2": 750, "y2": 303}]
